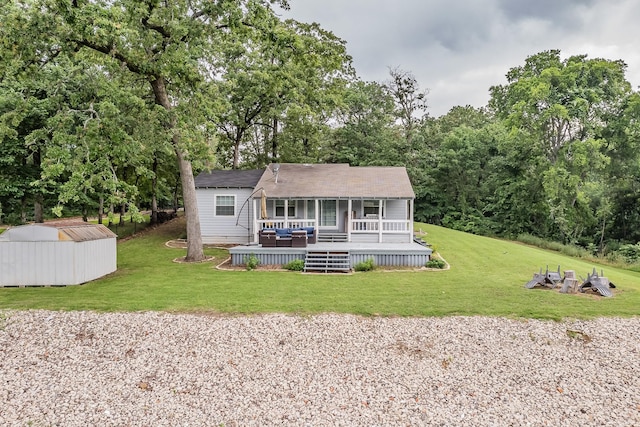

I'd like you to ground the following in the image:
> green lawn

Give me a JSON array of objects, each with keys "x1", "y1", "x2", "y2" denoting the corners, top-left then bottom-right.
[{"x1": 1, "y1": 219, "x2": 639, "y2": 319}]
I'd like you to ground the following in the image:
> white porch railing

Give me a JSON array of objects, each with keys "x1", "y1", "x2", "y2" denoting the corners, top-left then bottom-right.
[
  {"x1": 350, "y1": 219, "x2": 411, "y2": 233},
  {"x1": 257, "y1": 219, "x2": 316, "y2": 229}
]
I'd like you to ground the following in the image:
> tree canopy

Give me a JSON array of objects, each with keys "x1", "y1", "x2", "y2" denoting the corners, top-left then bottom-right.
[{"x1": 2, "y1": 2, "x2": 639, "y2": 256}]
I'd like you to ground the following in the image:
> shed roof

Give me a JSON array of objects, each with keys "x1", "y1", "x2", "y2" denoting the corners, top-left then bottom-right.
[
  {"x1": 0, "y1": 223, "x2": 116, "y2": 242},
  {"x1": 194, "y1": 169, "x2": 264, "y2": 189},
  {"x1": 254, "y1": 163, "x2": 415, "y2": 199}
]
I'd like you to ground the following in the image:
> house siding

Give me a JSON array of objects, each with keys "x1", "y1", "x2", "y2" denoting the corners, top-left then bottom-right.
[
  {"x1": 197, "y1": 188, "x2": 255, "y2": 244},
  {"x1": 385, "y1": 199, "x2": 408, "y2": 220}
]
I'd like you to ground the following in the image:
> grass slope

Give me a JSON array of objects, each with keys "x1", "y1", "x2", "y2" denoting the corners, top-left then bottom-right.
[{"x1": 1, "y1": 219, "x2": 639, "y2": 319}]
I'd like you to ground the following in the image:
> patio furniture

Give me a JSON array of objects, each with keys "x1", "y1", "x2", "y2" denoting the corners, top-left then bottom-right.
[
  {"x1": 259, "y1": 229, "x2": 276, "y2": 247},
  {"x1": 545, "y1": 265, "x2": 563, "y2": 288},
  {"x1": 525, "y1": 269, "x2": 547, "y2": 289},
  {"x1": 260, "y1": 227, "x2": 315, "y2": 246},
  {"x1": 579, "y1": 269, "x2": 616, "y2": 297},
  {"x1": 276, "y1": 237, "x2": 293, "y2": 247},
  {"x1": 560, "y1": 270, "x2": 579, "y2": 293},
  {"x1": 525, "y1": 265, "x2": 563, "y2": 289},
  {"x1": 291, "y1": 229, "x2": 308, "y2": 247},
  {"x1": 303, "y1": 227, "x2": 316, "y2": 244}
]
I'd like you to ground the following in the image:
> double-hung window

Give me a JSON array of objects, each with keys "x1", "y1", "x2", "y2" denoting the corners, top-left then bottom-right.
[
  {"x1": 215, "y1": 195, "x2": 235, "y2": 216},
  {"x1": 275, "y1": 200, "x2": 296, "y2": 217}
]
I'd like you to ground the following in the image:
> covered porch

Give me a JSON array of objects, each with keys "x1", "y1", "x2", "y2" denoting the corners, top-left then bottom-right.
[{"x1": 251, "y1": 198, "x2": 414, "y2": 244}]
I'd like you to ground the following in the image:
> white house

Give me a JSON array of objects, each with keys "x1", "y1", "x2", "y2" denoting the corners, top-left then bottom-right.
[
  {"x1": 195, "y1": 163, "x2": 416, "y2": 245},
  {"x1": 195, "y1": 164, "x2": 430, "y2": 269}
]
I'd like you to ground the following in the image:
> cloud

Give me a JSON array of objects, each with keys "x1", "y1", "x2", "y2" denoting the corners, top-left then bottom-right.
[
  {"x1": 281, "y1": 0, "x2": 640, "y2": 116},
  {"x1": 496, "y1": 0, "x2": 596, "y2": 26}
]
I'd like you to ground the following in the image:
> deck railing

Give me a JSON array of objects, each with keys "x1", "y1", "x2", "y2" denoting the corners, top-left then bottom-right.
[
  {"x1": 257, "y1": 219, "x2": 316, "y2": 229},
  {"x1": 257, "y1": 219, "x2": 410, "y2": 232},
  {"x1": 350, "y1": 219, "x2": 411, "y2": 233}
]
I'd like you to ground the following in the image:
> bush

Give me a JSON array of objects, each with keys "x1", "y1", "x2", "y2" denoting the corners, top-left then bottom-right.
[
  {"x1": 515, "y1": 233, "x2": 590, "y2": 258},
  {"x1": 243, "y1": 254, "x2": 260, "y2": 271},
  {"x1": 426, "y1": 258, "x2": 446, "y2": 269},
  {"x1": 354, "y1": 258, "x2": 375, "y2": 272},
  {"x1": 284, "y1": 259, "x2": 305, "y2": 271},
  {"x1": 617, "y1": 243, "x2": 640, "y2": 264}
]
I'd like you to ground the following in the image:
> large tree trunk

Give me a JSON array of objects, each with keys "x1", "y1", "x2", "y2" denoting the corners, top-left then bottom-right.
[
  {"x1": 33, "y1": 147, "x2": 44, "y2": 223},
  {"x1": 34, "y1": 195, "x2": 44, "y2": 223},
  {"x1": 271, "y1": 117, "x2": 278, "y2": 161},
  {"x1": 151, "y1": 77, "x2": 204, "y2": 262},
  {"x1": 176, "y1": 150, "x2": 205, "y2": 261},
  {"x1": 98, "y1": 195, "x2": 104, "y2": 225},
  {"x1": 151, "y1": 155, "x2": 158, "y2": 225}
]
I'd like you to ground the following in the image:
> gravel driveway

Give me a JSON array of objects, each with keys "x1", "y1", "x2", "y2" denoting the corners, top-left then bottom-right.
[{"x1": 1, "y1": 310, "x2": 638, "y2": 426}]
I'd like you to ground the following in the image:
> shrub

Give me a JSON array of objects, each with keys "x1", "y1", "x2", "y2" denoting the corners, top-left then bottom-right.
[
  {"x1": 426, "y1": 258, "x2": 446, "y2": 269},
  {"x1": 515, "y1": 233, "x2": 590, "y2": 258},
  {"x1": 243, "y1": 254, "x2": 260, "y2": 271},
  {"x1": 354, "y1": 258, "x2": 375, "y2": 272},
  {"x1": 284, "y1": 259, "x2": 305, "y2": 271},
  {"x1": 617, "y1": 243, "x2": 640, "y2": 264}
]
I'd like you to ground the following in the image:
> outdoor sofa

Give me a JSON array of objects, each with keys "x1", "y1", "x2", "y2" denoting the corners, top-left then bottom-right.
[{"x1": 259, "y1": 227, "x2": 316, "y2": 247}]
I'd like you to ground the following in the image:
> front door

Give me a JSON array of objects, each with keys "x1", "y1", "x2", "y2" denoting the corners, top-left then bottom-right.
[{"x1": 319, "y1": 200, "x2": 337, "y2": 229}]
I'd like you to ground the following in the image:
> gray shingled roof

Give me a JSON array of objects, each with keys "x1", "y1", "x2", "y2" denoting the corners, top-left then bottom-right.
[
  {"x1": 253, "y1": 164, "x2": 415, "y2": 199},
  {"x1": 194, "y1": 169, "x2": 264, "y2": 189}
]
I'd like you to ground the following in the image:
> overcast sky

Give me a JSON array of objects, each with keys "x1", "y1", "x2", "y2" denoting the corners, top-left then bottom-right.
[{"x1": 279, "y1": 0, "x2": 640, "y2": 117}]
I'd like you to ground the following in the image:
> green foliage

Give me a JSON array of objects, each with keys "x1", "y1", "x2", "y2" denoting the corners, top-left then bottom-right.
[
  {"x1": 425, "y1": 258, "x2": 446, "y2": 269},
  {"x1": 244, "y1": 254, "x2": 260, "y2": 271},
  {"x1": 354, "y1": 258, "x2": 375, "y2": 272},
  {"x1": 3, "y1": 2, "x2": 640, "y2": 260},
  {"x1": 284, "y1": 259, "x2": 305, "y2": 271},
  {"x1": 616, "y1": 244, "x2": 640, "y2": 264},
  {"x1": 516, "y1": 234, "x2": 592, "y2": 258}
]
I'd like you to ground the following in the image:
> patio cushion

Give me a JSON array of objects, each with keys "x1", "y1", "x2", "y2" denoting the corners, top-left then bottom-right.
[{"x1": 275, "y1": 228, "x2": 292, "y2": 237}]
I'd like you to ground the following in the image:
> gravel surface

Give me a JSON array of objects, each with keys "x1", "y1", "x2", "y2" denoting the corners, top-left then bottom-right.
[{"x1": 1, "y1": 310, "x2": 638, "y2": 426}]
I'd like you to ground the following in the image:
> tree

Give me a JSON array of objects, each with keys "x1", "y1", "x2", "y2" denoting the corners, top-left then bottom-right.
[
  {"x1": 325, "y1": 80, "x2": 399, "y2": 165},
  {"x1": 214, "y1": 18, "x2": 352, "y2": 169},
  {"x1": 1, "y1": 1, "x2": 171, "y2": 227},
  {"x1": 489, "y1": 50, "x2": 633, "y2": 243},
  {"x1": 384, "y1": 67, "x2": 429, "y2": 147},
  {"x1": 38, "y1": 0, "x2": 296, "y2": 261}
]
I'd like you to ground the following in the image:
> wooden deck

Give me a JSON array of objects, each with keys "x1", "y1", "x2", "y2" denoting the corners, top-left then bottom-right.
[{"x1": 229, "y1": 241, "x2": 432, "y2": 268}]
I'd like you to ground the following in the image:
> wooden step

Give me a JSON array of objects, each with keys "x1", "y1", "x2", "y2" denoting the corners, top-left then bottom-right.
[
  {"x1": 304, "y1": 250, "x2": 351, "y2": 273},
  {"x1": 316, "y1": 232, "x2": 348, "y2": 242}
]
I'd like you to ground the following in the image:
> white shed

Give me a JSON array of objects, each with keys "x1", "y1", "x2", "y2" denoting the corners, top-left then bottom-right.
[{"x1": 0, "y1": 222, "x2": 117, "y2": 287}]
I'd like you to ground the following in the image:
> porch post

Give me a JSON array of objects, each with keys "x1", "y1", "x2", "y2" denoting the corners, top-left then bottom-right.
[
  {"x1": 409, "y1": 198, "x2": 414, "y2": 243},
  {"x1": 253, "y1": 198, "x2": 258, "y2": 243},
  {"x1": 284, "y1": 199, "x2": 288, "y2": 228},
  {"x1": 315, "y1": 199, "x2": 319, "y2": 230},
  {"x1": 347, "y1": 199, "x2": 352, "y2": 242},
  {"x1": 378, "y1": 199, "x2": 383, "y2": 243}
]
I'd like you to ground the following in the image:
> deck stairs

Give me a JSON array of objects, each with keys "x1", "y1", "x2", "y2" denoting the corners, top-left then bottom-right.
[
  {"x1": 304, "y1": 250, "x2": 351, "y2": 273},
  {"x1": 317, "y1": 232, "x2": 348, "y2": 243}
]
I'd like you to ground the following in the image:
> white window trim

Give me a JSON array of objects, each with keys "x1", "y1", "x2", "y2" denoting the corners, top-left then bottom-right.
[
  {"x1": 214, "y1": 194, "x2": 236, "y2": 217},
  {"x1": 319, "y1": 199, "x2": 338, "y2": 228},
  {"x1": 362, "y1": 199, "x2": 386, "y2": 218},
  {"x1": 274, "y1": 199, "x2": 296, "y2": 218}
]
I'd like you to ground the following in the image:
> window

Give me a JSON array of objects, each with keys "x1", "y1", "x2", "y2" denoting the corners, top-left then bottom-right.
[
  {"x1": 364, "y1": 200, "x2": 384, "y2": 217},
  {"x1": 215, "y1": 195, "x2": 235, "y2": 216},
  {"x1": 275, "y1": 200, "x2": 296, "y2": 217},
  {"x1": 306, "y1": 200, "x2": 315, "y2": 219}
]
